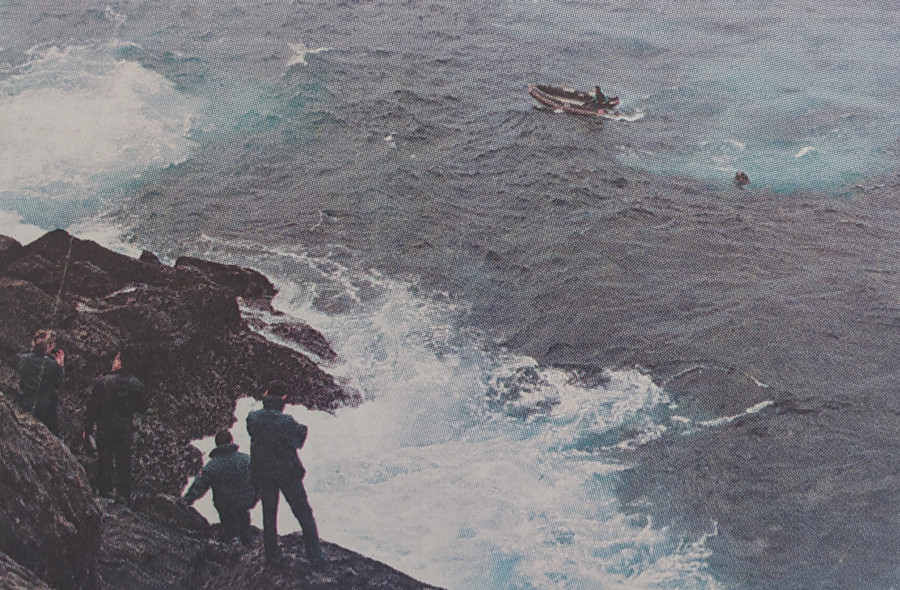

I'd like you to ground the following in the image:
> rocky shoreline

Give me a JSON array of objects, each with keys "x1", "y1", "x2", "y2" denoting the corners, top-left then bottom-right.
[{"x1": 0, "y1": 230, "x2": 442, "y2": 589}]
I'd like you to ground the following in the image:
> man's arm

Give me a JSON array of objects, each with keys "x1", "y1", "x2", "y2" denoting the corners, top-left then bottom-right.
[
  {"x1": 286, "y1": 417, "x2": 308, "y2": 450},
  {"x1": 182, "y1": 470, "x2": 211, "y2": 505}
]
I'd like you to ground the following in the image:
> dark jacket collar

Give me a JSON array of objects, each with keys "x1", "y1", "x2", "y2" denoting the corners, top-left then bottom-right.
[
  {"x1": 210, "y1": 443, "x2": 239, "y2": 458},
  {"x1": 262, "y1": 396, "x2": 287, "y2": 411}
]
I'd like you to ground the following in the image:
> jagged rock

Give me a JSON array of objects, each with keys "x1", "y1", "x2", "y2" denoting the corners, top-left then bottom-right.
[
  {"x1": 139, "y1": 250, "x2": 162, "y2": 265},
  {"x1": 0, "y1": 278, "x2": 78, "y2": 359},
  {"x1": 0, "y1": 232, "x2": 358, "y2": 493},
  {"x1": 0, "y1": 552, "x2": 53, "y2": 590},
  {"x1": 234, "y1": 330, "x2": 352, "y2": 410},
  {"x1": 199, "y1": 533, "x2": 445, "y2": 590},
  {"x1": 97, "y1": 282, "x2": 242, "y2": 347},
  {"x1": 95, "y1": 493, "x2": 447, "y2": 590},
  {"x1": 8, "y1": 230, "x2": 171, "y2": 297},
  {"x1": 269, "y1": 322, "x2": 338, "y2": 362},
  {"x1": 0, "y1": 232, "x2": 423, "y2": 589},
  {"x1": 175, "y1": 256, "x2": 276, "y2": 299},
  {"x1": 0, "y1": 235, "x2": 23, "y2": 269},
  {"x1": 0, "y1": 395, "x2": 101, "y2": 590},
  {"x1": 97, "y1": 495, "x2": 231, "y2": 590}
]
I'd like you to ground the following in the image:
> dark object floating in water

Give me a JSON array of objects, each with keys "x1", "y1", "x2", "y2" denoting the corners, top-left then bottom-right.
[
  {"x1": 527, "y1": 84, "x2": 621, "y2": 117},
  {"x1": 734, "y1": 171, "x2": 750, "y2": 188}
]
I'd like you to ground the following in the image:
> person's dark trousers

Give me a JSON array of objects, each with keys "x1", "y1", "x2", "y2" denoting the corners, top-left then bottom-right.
[
  {"x1": 256, "y1": 469, "x2": 323, "y2": 564},
  {"x1": 96, "y1": 433, "x2": 133, "y2": 501},
  {"x1": 32, "y1": 396, "x2": 58, "y2": 436},
  {"x1": 219, "y1": 509, "x2": 253, "y2": 545},
  {"x1": 17, "y1": 394, "x2": 58, "y2": 435}
]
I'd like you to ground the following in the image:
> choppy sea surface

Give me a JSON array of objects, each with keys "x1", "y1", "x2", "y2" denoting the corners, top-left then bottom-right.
[{"x1": 3, "y1": 0, "x2": 900, "y2": 588}]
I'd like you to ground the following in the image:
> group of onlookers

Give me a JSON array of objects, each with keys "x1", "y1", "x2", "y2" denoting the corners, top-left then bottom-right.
[
  {"x1": 183, "y1": 380, "x2": 324, "y2": 568},
  {"x1": 13, "y1": 329, "x2": 325, "y2": 569}
]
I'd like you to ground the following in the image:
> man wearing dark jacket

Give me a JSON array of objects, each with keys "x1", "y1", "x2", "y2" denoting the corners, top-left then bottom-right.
[
  {"x1": 246, "y1": 380, "x2": 324, "y2": 568},
  {"x1": 17, "y1": 329, "x2": 65, "y2": 434},
  {"x1": 83, "y1": 348, "x2": 148, "y2": 502},
  {"x1": 182, "y1": 430, "x2": 257, "y2": 545}
]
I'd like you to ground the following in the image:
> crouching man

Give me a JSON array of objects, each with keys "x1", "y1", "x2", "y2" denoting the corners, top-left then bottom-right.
[{"x1": 182, "y1": 429, "x2": 258, "y2": 546}]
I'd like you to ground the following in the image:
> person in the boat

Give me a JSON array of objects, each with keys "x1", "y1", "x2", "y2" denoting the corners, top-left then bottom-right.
[
  {"x1": 591, "y1": 85, "x2": 607, "y2": 106},
  {"x1": 734, "y1": 171, "x2": 750, "y2": 188}
]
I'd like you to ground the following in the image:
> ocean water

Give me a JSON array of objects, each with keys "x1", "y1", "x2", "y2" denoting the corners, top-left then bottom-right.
[
  {"x1": 186, "y1": 240, "x2": 758, "y2": 589},
  {"x1": 3, "y1": 0, "x2": 900, "y2": 588}
]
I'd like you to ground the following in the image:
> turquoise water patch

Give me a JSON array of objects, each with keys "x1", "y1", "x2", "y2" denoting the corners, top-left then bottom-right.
[{"x1": 0, "y1": 42, "x2": 203, "y2": 227}]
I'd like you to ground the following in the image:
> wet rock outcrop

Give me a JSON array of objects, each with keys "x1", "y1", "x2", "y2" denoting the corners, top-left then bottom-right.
[
  {"x1": 0, "y1": 230, "x2": 356, "y2": 494},
  {"x1": 200, "y1": 533, "x2": 444, "y2": 590},
  {"x1": 0, "y1": 230, "x2": 437, "y2": 590},
  {"x1": 0, "y1": 552, "x2": 53, "y2": 590},
  {"x1": 0, "y1": 395, "x2": 100, "y2": 590}
]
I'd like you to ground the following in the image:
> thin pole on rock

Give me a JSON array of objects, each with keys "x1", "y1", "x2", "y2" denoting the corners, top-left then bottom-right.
[{"x1": 29, "y1": 232, "x2": 75, "y2": 438}]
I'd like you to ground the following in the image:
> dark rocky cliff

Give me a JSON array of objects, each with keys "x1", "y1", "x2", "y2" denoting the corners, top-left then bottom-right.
[{"x1": 0, "y1": 231, "x2": 442, "y2": 590}]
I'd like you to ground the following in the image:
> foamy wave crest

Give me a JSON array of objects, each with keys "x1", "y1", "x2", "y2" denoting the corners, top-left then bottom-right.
[
  {"x1": 0, "y1": 43, "x2": 202, "y2": 202},
  {"x1": 287, "y1": 42, "x2": 333, "y2": 67},
  {"x1": 179, "y1": 236, "x2": 720, "y2": 590}
]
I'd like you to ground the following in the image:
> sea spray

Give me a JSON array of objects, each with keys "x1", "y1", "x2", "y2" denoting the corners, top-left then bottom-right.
[
  {"x1": 182, "y1": 239, "x2": 722, "y2": 590},
  {"x1": 0, "y1": 42, "x2": 201, "y2": 227}
]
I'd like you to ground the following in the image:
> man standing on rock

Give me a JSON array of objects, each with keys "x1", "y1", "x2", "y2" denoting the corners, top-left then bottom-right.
[
  {"x1": 83, "y1": 347, "x2": 148, "y2": 503},
  {"x1": 182, "y1": 429, "x2": 258, "y2": 545},
  {"x1": 16, "y1": 329, "x2": 65, "y2": 434},
  {"x1": 246, "y1": 380, "x2": 325, "y2": 568}
]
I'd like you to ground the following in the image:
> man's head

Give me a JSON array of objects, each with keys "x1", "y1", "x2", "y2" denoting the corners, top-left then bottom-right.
[
  {"x1": 266, "y1": 380, "x2": 290, "y2": 399},
  {"x1": 113, "y1": 345, "x2": 140, "y2": 372},
  {"x1": 32, "y1": 329, "x2": 56, "y2": 355},
  {"x1": 214, "y1": 430, "x2": 234, "y2": 446},
  {"x1": 263, "y1": 380, "x2": 290, "y2": 410}
]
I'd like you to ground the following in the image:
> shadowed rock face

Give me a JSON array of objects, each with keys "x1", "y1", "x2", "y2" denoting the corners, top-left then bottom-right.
[
  {"x1": 0, "y1": 395, "x2": 100, "y2": 590},
  {"x1": 0, "y1": 230, "x2": 358, "y2": 495},
  {"x1": 96, "y1": 495, "x2": 231, "y2": 590},
  {"x1": 198, "y1": 532, "x2": 444, "y2": 590},
  {"x1": 96, "y1": 495, "x2": 443, "y2": 590},
  {"x1": 0, "y1": 552, "x2": 53, "y2": 590},
  {"x1": 0, "y1": 231, "x2": 437, "y2": 590},
  {"x1": 174, "y1": 256, "x2": 276, "y2": 300}
]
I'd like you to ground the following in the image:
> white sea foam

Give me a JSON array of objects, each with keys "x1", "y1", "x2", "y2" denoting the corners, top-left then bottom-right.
[
  {"x1": 699, "y1": 139, "x2": 745, "y2": 151},
  {"x1": 0, "y1": 209, "x2": 46, "y2": 244},
  {"x1": 671, "y1": 400, "x2": 774, "y2": 431},
  {"x1": 0, "y1": 43, "x2": 201, "y2": 204},
  {"x1": 605, "y1": 108, "x2": 645, "y2": 122},
  {"x1": 698, "y1": 400, "x2": 774, "y2": 428},
  {"x1": 183, "y1": 238, "x2": 721, "y2": 590},
  {"x1": 67, "y1": 218, "x2": 144, "y2": 258},
  {"x1": 287, "y1": 42, "x2": 333, "y2": 67},
  {"x1": 795, "y1": 146, "x2": 817, "y2": 158}
]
